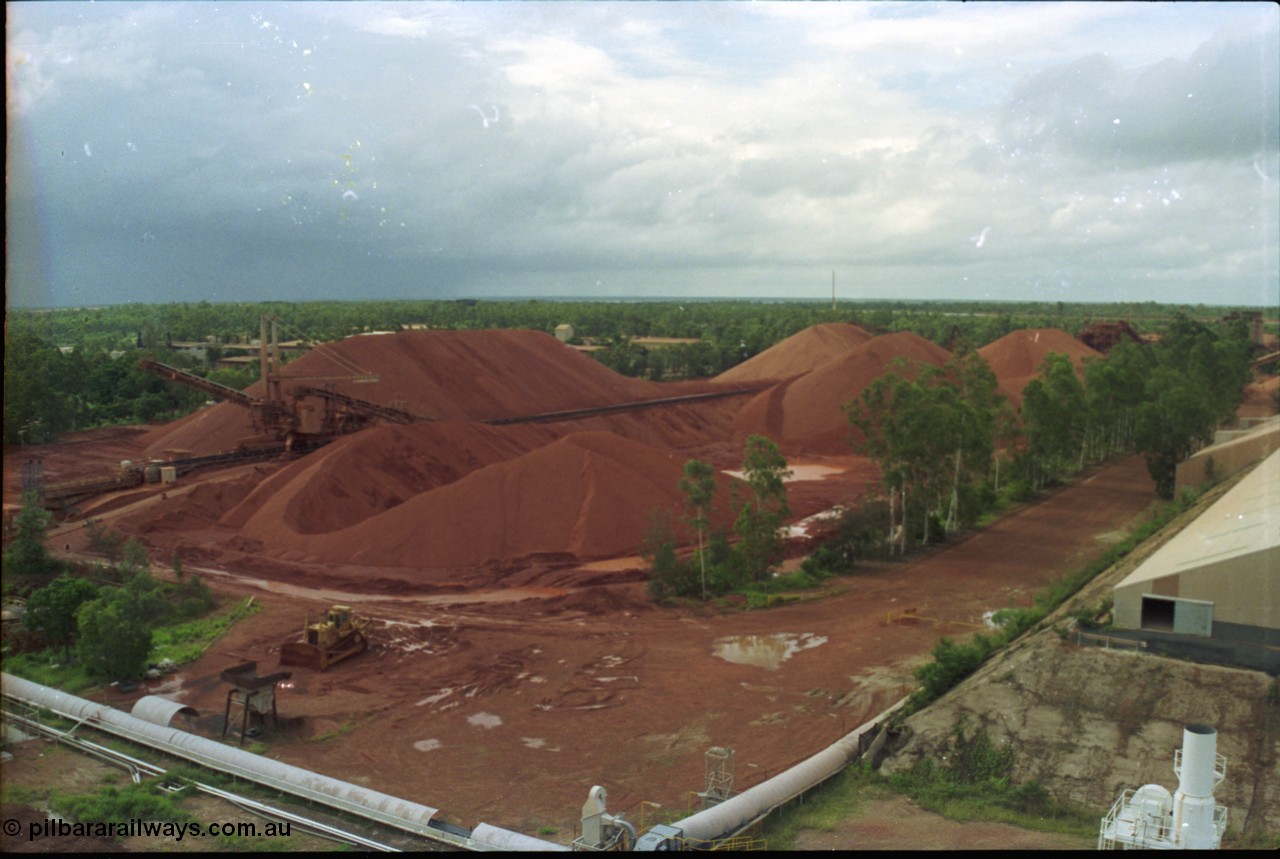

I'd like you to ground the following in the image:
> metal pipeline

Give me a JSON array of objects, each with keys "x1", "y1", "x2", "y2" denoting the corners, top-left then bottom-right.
[
  {"x1": 1, "y1": 673, "x2": 565, "y2": 851},
  {"x1": 640, "y1": 697, "x2": 907, "y2": 849}
]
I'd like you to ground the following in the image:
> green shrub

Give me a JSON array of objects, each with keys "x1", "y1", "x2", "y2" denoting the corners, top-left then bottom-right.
[
  {"x1": 50, "y1": 783, "x2": 193, "y2": 832},
  {"x1": 76, "y1": 589, "x2": 153, "y2": 681}
]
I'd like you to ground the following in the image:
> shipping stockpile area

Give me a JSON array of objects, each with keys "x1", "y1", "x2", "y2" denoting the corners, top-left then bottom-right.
[{"x1": 4, "y1": 322, "x2": 1277, "y2": 848}]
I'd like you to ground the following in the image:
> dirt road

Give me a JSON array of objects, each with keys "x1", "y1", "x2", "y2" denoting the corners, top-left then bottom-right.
[{"x1": 105, "y1": 454, "x2": 1156, "y2": 841}]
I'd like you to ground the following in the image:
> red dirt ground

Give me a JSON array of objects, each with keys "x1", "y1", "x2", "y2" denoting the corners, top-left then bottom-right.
[{"x1": 3, "y1": 325, "x2": 1169, "y2": 846}]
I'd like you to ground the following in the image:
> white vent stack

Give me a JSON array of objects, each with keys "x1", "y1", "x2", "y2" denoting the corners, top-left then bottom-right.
[
  {"x1": 1098, "y1": 723, "x2": 1228, "y2": 850},
  {"x1": 1172, "y1": 723, "x2": 1227, "y2": 849}
]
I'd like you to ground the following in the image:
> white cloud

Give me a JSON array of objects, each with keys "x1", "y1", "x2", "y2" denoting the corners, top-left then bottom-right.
[{"x1": 5, "y1": 1, "x2": 1277, "y2": 308}]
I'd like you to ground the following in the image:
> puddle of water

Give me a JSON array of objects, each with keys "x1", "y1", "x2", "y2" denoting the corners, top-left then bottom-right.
[
  {"x1": 712, "y1": 633, "x2": 828, "y2": 671},
  {"x1": 785, "y1": 505, "x2": 847, "y2": 539},
  {"x1": 415, "y1": 688, "x2": 454, "y2": 707},
  {"x1": 467, "y1": 712, "x2": 502, "y2": 729},
  {"x1": 723, "y1": 464, "x2": 842, "y2": 484},
  {"x1": 380, "y1": 618, "x2": 439, "y2": 629},
  {"x1": 147, "y1": 675, "x2": 186, "y2": 695}
]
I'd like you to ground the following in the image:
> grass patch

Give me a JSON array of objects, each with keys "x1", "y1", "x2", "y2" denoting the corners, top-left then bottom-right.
[
  {"x1": 762, "y1": 763, "x2": 887, "y2": 850},
  {"x1": 1, "y1": 783, "x2": 43, "y2": 805},
  {"x1": 310, "y1": 719, "x2": 357, "y2": 744},
  {"x1": 49, "y1": 782, "x2": 195, "y2": 833},
  {"x1": 5, "y1": 596, "x2": 260, "y2": 693},
  {"x1": 883, "y1": 725, "x2": 1096, "y2": 839},
  {"x1": 899, "y1": 484, "x2": 1203, "y2": 717},
  {"x1": 732, "y1": 565, "x2": 840, "y2": 609},
  {"x1": 2, "y1": 650, "x2": 99, "y2": 695},
  {"x1": 149, "y1": 596, "x2": 261, "y2": 666},
  {"x1": 1225, "y1": 827, "x2": 1280, "y2": 850},
  {"x1": 763, "y1": 729, "x2": 1097, "y2": 849}
]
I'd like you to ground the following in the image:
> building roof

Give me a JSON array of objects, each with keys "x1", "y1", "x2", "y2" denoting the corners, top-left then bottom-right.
[{"x1": 1117, "y1": 449, "x2": 1280, "y2": 590}]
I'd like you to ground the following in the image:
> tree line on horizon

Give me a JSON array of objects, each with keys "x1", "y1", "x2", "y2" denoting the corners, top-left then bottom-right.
[{"x1": 5, "y1": 297, "x2": 1271, "y2": 448}]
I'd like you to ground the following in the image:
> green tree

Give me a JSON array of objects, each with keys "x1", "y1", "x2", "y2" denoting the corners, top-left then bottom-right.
[
  {"x1": 23, "y1": 576, "x2": 100, "y2": 657},
  {"x1": 1019, "y1": 353, "x2": 1087, "y2": 487},
  {"x1": 85, "y1": 518, "x2": 126, "y2": 565},
  {"x1": 2, "y1": 494, "x2": 59, "y2": 578},
  {"x1": 678, "y1": 459, "x2": 718, "y2": 601},
  {"x1": 76, "y1": 589, "x2": 154, "y2": 681},
  {"x1": 122, "y1": 568, "x2": 172, "y2": 625},
  {"x1": 734, "y1": 435, "x2": 792, "y2": 581},
  {"x1": 1082, "y1": 340, "x2": 1150, "y2": 462},
  {"x1": 642, "y1": 507, "x2": 692, "y2": 602},
  {"x1": 172, "y1": 573, "x2": 215, "y2": 620},
  {"x1": 847, "y1": 361, "x2": 967, "y2": 547},
  {"x1": 119, "y1": 538, "x2": 152, "y2": 579},
  {"x1": 938, "y1": 348, "x2": 1005, "y2": 532},
  {"x1": 1130, "y1": 315, "x2": 1252, "y2": 498},
  {"x1": 1132, "y1": 367, "x2": 1218, "y2": 499}
]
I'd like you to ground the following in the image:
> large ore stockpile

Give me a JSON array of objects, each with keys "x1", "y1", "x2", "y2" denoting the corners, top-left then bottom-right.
[
  {"x1": 139, "y1": 328, "x2": 671, "y2": 457},
  {"x1": 714, "y1": 322, "x2": 874, "y2": 385},
  {"x1": 732, "y1": 331, "x2": 953, "y2": 456},
  {"x1": 243, "y1": 430, "x2": 731, "y2": 570},
  {"x1": 123, "y1": 327, "x2": 760, "y2": 575},
  {"x1": 115, "y1": 324, "x2": 1111, "y2": 577},
  {"x1": 217, "y1": 420, "x2": 559, "y2": 536},
  {"x1": 978, "y1": 328, "x2": 1103, "y2": 411}
]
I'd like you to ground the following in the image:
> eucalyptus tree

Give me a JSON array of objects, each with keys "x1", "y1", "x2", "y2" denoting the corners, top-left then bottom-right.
[
  {"x1": 735, "y1": 435, "x2": 792, "y2": 581},
  {"x1": 678, "y1": 459, "x2": 718, "y2": 600},
  {"x1": 1082, "y1": 340, "x2": 1151, "y2": 462},
  {"x1": 1130, "y1": 315, "x2": 1253, "y2": 498},
  {"x1": 849, "y1": 361, "x2": 953, "y2": 547},
  {"x1": 940, "y1": 347, "x2": 1007, "y2": 531},
  {"x1": 847, "y1": 350, "x2": 1006, "y2": 548},
  {"x1": 1019, "y1": 353, "x2": 1087, "y2": 488}
]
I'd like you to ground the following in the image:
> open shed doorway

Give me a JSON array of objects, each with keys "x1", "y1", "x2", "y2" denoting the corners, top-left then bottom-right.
[
  {"x1": 1140, "y1": 594, "x2": 1214, "y2": 636},
  {"x1": 1141, "y1": 595, "x2": 1176, "y2": 632}
]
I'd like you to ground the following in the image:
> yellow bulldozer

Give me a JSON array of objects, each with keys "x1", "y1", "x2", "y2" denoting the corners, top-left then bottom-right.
[{"x1": 279, "y1": 605, "x2": 369, "y2": 671}]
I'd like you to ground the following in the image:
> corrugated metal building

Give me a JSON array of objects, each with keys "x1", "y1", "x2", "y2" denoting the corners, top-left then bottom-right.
[{"x1": 1114, "y1": 448, "x2": 1279, "y2": 645}]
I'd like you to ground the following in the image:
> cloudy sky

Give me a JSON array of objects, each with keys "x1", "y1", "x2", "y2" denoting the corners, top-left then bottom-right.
[{"x1": 7, "y1": 1, "x2": 1278, "y2": 309}]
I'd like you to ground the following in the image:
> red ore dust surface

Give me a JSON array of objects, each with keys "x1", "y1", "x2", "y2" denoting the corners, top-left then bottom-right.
[
  {"x1": 240, "y1": 430, "x2": 698, "y2": 571},
  {"x1": 140, "y1": 329, "x2": 682, "y2": 457},
  {"x1": 714, "y1": 321, "x2": 874, "y2": 385},
  {"x1": 6, "y1": 322, "x2": 1174, "y2": 846},
  {"x1": 733, "y1": 331, "x2": 953, "y2": 456},
  {"x1": 977, "y1": 327, "x2": 1103, "y2": 410}
]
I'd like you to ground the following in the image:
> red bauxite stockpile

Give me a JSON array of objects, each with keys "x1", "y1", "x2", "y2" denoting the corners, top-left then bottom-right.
[
  {"x1": 255, "y1": 431, "x2": 696, "y2": 568},
  {"x1": 217, "y1": 420, "x2": 558, "y2": 536},
  {"x1": 733, "y1": 331, "x2": 953, "y2": 455},
  {"x1": 128, "y1": 328, "x2": 754, "y2": 574},
  {"x1": 715, "y1": 322, "x2": 874, "y2": 384},
  {"x1": 140, "y1": 329, "x2": 669, "y2": 457},
  {"x1": 978, "y1": 328, "x2": 1103, "y2": 410},
  {"x1": 117, "y1": 323, "x2": 1113, "y2": 576}
]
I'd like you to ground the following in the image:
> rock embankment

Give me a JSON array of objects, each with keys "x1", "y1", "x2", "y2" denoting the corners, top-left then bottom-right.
[{"x1": 879, "y1": 628, "x2": 1280, "y2": 837}]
